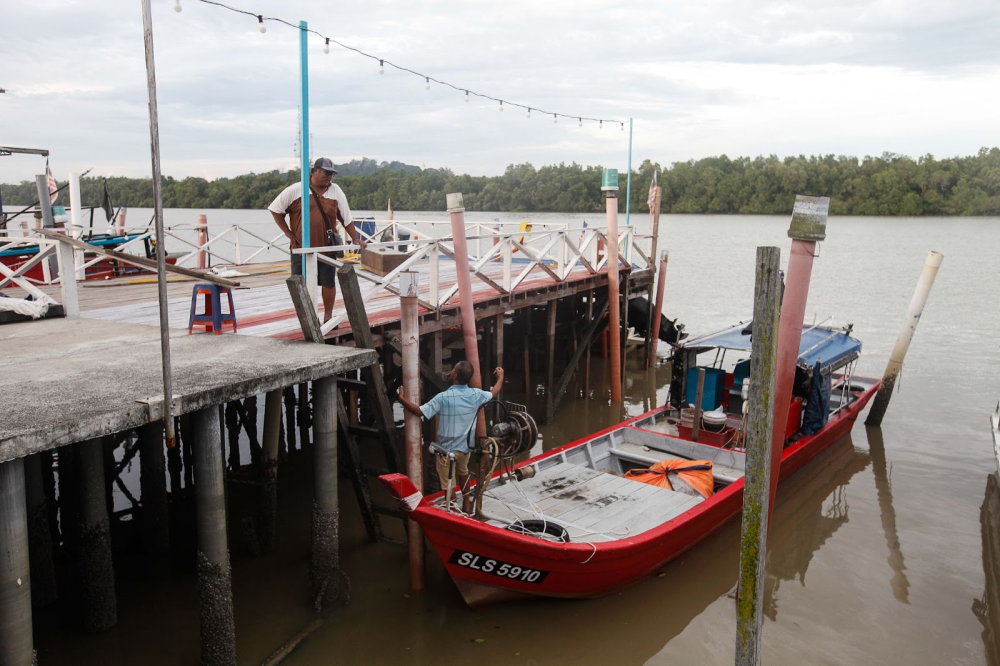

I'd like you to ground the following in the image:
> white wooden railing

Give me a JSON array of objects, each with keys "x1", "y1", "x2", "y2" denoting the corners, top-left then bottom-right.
[{"x1": 0, "y1": 232, "x2": 79, "y2": 316}]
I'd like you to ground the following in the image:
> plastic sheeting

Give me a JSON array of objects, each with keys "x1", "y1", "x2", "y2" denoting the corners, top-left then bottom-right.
[
  {"x1": 0, "y1": 295, "x2": 51, "y2": 319},
  {"x1": 682, "y1": 323, "x2": 861, "y2": 372}
]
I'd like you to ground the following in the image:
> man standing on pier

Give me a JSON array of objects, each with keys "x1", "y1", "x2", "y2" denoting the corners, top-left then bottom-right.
[
  {"x1": 398, "y1": 361, "x2": 504, "y2": 514},
  {"x1": 268, "y1": 157, "x2": 367, "y2": 322}
]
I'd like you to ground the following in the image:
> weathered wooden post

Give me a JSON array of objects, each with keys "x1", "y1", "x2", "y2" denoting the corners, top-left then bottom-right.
[
  {"x1": 310, "y1": 376, "x2": 340, "y2": 609},
  {"x1": 400, "y1": 271, "x2": 425, "y2": 590},
  {"x1": 646, "y1": 251, "x2": 668, "y2": 369},
  {"x1": 0, "y1": 458, "x2": 33, "y2": 666},
  {"x1": 603, "y1": 169, "x2": 623, "y2": 403},
  {"x1": 734, "y1": 245, "x2": 783, "y2": 666},
  {"x1": 447, "y1": 193, "x2": 487, "y2": 438},
  {"x1": 191, "y1": 406, "x2": 237, "y2": 666},
  {"x1": 25, "y1": 453, "x2": 57, "y2": 607},
  {"x1": 258, "y1": 389, "x2": 283, "y2": 554},
  {"x1": 197, "y1": 213, "x2": 209, "y2": 269},
  {"x1": 691, "y1": 368, "x2": 705, "y2": 443},
  {"x1": 545, "y1": 300, "x2": 557, "y2": 423},
  {"x1": 138, "y1": 421, "x2": 170, "y2": 554},
  {"x1": 768, "y1": 196, "x2": 828, "y2": 516},
  {"x1": 865, "y1": 250, "x2": 944, "y2": 427},
  {"x1": 77, "y1": 437, "x2": 117, "y2": 632}
]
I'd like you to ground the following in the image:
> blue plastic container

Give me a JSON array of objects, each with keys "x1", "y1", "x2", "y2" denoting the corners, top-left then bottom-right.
[{"x1": 685, "y1": 366, "x2": 726, "y2": 411}]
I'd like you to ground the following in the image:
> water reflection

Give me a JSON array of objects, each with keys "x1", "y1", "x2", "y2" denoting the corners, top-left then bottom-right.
[
  {"x1": 866, "y1": 426, "x2": 911, "y2": 604},
  {"x1": 976, "y1": 473, "x2": 1000, "y2": 666}
]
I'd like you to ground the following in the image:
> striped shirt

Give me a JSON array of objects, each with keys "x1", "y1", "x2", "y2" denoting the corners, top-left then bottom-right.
[{"x1": 420, "y1": 384, "x2": 493, "y2": 454}]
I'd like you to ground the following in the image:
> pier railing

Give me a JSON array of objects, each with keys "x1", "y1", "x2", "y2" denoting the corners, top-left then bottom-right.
[
  {"x1": 0, "y1": 232, "x2": 79, "y2": 317},
  {"x1": 296, "y1": 224, "x2": 652, "y2": 335}
]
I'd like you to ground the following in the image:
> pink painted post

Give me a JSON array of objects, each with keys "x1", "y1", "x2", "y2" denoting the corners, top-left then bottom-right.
[
  {"x1": 196, "y1": 214, "x2": 208, "y2": 269},
  {"x1": 116, "y1": 212, "x2": 126, "y2": 237},
  {"x1": 606, "y1": 193, "x2": 622, "y2": 403},
  {"x1": 766, "y1": 196, "x2": 828, "y2": 524},
  {"x1": 447, "y1": 193, "x2": 486, "y2": 440}
]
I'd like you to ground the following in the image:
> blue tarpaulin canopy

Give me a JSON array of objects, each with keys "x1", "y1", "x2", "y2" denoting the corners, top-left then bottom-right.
[{"x1": 682, "y1": 322, "x2": 861, "y2": 372}]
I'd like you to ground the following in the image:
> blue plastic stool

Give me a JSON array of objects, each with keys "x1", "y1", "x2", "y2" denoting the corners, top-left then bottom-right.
[{"x1": 188, "y1": 283, "x2": 237, "y2": 334}]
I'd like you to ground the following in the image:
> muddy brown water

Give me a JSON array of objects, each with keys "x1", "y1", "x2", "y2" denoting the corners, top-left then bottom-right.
[{"x1": 34, "y1": 214, "x2": 1000, "y2": 665}]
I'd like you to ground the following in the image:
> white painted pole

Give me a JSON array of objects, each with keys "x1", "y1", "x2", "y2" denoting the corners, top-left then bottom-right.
[
  {"x1": 400, "y1": 270, "x2": 424, "y2": 590},
  {"x1": 68, "y1": 172, "x2": 85, "y2": 280},
  {"x1": 865, "y1": 250, "x2": 944, "y2": 426}
]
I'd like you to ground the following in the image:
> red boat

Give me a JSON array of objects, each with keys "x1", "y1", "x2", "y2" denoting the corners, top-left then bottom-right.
[{"x1": 380, "y1": 324, "x2": 879, "y2": 607}]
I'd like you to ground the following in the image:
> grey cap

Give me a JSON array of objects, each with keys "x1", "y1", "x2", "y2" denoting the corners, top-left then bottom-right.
[{"x1": 313, "y1": 157, "x2": 338, "y2": 175}]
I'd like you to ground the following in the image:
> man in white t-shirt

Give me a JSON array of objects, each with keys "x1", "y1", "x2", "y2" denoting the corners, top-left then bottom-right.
[{"x1": 268, "y1": 157, "x2": 367, "y2": 322}]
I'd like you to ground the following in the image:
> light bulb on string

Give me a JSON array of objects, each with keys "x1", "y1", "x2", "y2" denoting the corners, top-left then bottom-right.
[
  {"x1": 527, "y1": 108, "x2": 531, "y2": 118},
  {"x1": 499, "y1": 100, "x2": 503, "y2": 112},
  {"x1": 323, "y1": 38, "x2": 330, "y2": 54},
  {"x1": 599, "y1": 120, "x2": 603, "y2": 129},
  {"x1": 173, "y1": 0, "x2": 182, "y2": 12},
  {"x1": 578, "y1": 117, "x2": 582, "y2": 127},
  {"x1": 553, "y1": 114, "x2": 558, "y2": 124},
  {"x1": 379, "y1": 60, "x2": 384, "y2": 75},
  {"x1": 621, "y1": 122, "x2": 624, "y2": 131},
  {"x1": 464, "y1": 90, "x2": 469, "y2": 102},
  {"x1": 257, "y1": 15, "x2": 266, "y2": 33},
  {"x1": 425, "y1": 77, "x2": 430, "y2": 91}
]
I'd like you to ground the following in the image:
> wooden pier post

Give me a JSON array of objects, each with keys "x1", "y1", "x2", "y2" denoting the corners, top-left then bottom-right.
[
  {"x1": 646, "y1": 251, "x2": 668, "y2": 369},
  {"x1": 283, "y1": 387, "x2": 297, "y2": 451},
  {"x1": 25, "y1": 453, "x2": 58, "y2": 607},
  {"x1": 77, "y1": 438, "x2": 117, "y2": 633},
  {"x1": 298, "y1": 382, "x2": 310, "y2": 448},
  {"x1": 431, "y1": 330, "x2": 444, "y2": 378},
  {"x1": 734, "y1": 246, "x2": 783, "y2": 666},
  {"x1": 604, "y1": 175, "x2": 623, "y2": 403},
  {"x1": 310, "y1": 376, "x2": 340, "y2": 608},
  {"x1": 691, "y1": 369, "x2": 705, "y2": 443},
  {"x1": 768, "y1": 196, "x2": 828, "y2": 519},
  {"x1": 191, "y1": 406, "x2": 237, "y2": 666},
  {"x1": 545, "y1": 300, "x2": 557, "y2": 423},
  {"x1": 197, "y1": 214, "x2": 209, "y2": 270},
  {"x1": 258, "y1": 389, "x2": 283, "y2": 554},
  {"x1": 584, "y1": 290, "x2": 593, "y2": 397},
  {"x1": 447, "y1": 193, "x2": 487, "y2": 438},
  {"x1": 400, "y1": 271, "x2": 425, "y2": 590},
  {"x1": 138, "y1": 421, "x2": 170, "y2": 555},
  {"x1": 495, "y1": 314, "x2": 505, "y2": 385},
  {"x1": 0, "y1": 458, "x2": 33, "y2": 666},
  {"x1": 865, "y1": 250, "x2": 944, "y2": 427}
]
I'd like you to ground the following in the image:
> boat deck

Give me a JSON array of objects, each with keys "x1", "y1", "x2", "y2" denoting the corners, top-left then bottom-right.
[{"x1": 479, "y1": 461, "x2": 703, "y2": 543}]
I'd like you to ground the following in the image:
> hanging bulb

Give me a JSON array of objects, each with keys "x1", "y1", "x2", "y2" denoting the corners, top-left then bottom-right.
[
  {"x1": 379, "y1": 60, "x2": 384, "y2": 75},
  {"x1": 553, "y1": 114, "x2": 558, "y2": 124},
  {"x1": 425, "y1": 77, "x2": 430, "y2": 91},
  {"x1": 578, "y1": 117, "x2": 582, "y2": 127},
  {"x1": 499, "y1": 100, "x2": 503, "y2": 112},
  {"x1": 599, "y1": 120, "x2": 603, "y2": 129},
  {"x1": 323, "y1": 38, "x2": 330, "y2": 54},
  {"x1": 527, "y1": 108, "x2": 531, "y2": 118},
  {"x1": 621, "y1": 122, "x2": 624, "y2": 131},
  {"x1": 173, "y1": 0, "x2": 182, "y2": 12},
  {"x1": 464, "y1": 90, "x2": 469, "y2": 102},
  {"x1": 257, "y1": 15, "x2": 266, "y2": 33}
]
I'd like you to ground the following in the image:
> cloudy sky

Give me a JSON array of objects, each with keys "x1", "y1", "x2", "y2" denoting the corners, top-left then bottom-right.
[{"x1": 2, "y1": 0, "x2": 998, "y2": 184}]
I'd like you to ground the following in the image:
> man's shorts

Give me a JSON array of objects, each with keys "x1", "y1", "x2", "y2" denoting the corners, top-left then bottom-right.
[
  {"x1": 435, "y1": 450, "x2": 470, "y2": 490},
  {"x1": 291, "y1": 252, "x2": 337, "y2": 288}
]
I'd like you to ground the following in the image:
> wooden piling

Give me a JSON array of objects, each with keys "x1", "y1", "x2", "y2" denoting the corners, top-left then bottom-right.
[
  {"x1": 584, "y1": 290, "x2": 593, "y2": 397},
  {"x1": 646, "y1": 251, "x2": 668, "y2": 369},
  {"x1": 191, "y1": 406, "x2": 237, "y2": 666},
  {"x1": 431, "y1": 330, "x2": 444, "y2": 378},
  {"x1": 138, "y1": 421, "x2": 170, "y2": 555},
  {"x1": 25, "y1": 453, "x2": 58, "y2": 607},
  {"x1": 400, "y1": 271, "x2": 425, "y2": 590},
  {"x1": 495, "y1": 313, "x2": 505, "y2": 392},
  {"x1": 0, "y1": 458, "x2": 33, "y2": 666},
  {"x1": 283, "y1": 387, "x2": 297, "y2": 451},
  {"x1": 865, "y1": 250, "x2": 944, "y2": 427},
  {"x1": 545, "y1": 300, "x2": 557, "y2": 423},
  {"x1": 298, "y1": 382, "x2": 310, "y2": 449},
  {"x1": 734, "y1": 246, "x2": 782, "y2": 666},
  {"x1": 258, "y1": 389, "x2": 283, "y2": 554},
  {"x1": 77, "y1": 437, "x2": 117, "y2": 632},
  {"x1": 310, "y1": 377, "x2": 340, "y2": 609},
  {"x1": 606, "y1": 193, "x2": 622, "y2": 403},
  {"x1": 691, "y1": 369, "x2": 705, "y2": 443}
]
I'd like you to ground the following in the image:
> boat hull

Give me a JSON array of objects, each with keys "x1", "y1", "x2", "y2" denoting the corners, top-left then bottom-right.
[{"x1": 380, "y1": 381, "x2": 878, "y2": 606}]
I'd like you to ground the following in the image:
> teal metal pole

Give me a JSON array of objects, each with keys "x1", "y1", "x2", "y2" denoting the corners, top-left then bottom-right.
[{"x1": 299, "y1": 20, "x2": 310, "y2": 276}]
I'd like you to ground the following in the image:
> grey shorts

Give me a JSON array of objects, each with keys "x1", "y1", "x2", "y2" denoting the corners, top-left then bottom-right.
[{"x1": 291, "y1": 252, "x2": 337, "y2": 288}]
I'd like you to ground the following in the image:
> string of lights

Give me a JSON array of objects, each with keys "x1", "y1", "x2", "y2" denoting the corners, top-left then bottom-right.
[{"x1": 174, "y1": 0, "x2": 627, "y2": 130}]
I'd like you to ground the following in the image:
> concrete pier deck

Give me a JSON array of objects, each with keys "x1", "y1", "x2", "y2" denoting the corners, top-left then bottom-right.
[{"x1": 0, "y1": 317, "x2": 376, "y2": 463}]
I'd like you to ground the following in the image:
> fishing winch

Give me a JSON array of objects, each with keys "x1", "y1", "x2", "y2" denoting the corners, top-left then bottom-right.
[{"x1": 470, "y1": 402, "x2": 540, "y2": 516}]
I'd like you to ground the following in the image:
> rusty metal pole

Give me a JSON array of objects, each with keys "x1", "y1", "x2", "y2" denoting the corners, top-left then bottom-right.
[
  {"x1": 400, "y1": 270, "x2": 424, "y2": 590},
  {"x1": 865, "y1": 250, "x2": 944, "y2": 427},
  {"x1": 646, "y1": 251, "x2": 668, "y2": 369},
  {"x1": 735, "y1": 246, "x2": 782, "y2": 666},
  {"x1": 767, "y1": 196, "x2": 828, "y2": 522},
  {"x1": 447, "y1": 193, "x2": 486, "y2": 439},
  {"x1": 603, "y1": 170, "x2": 622, "y2": 403}
]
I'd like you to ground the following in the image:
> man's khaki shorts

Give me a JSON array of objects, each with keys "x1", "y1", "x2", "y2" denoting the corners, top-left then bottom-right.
[{"x1": 435, "y1": 450, "x2": 470, "y2": 490}]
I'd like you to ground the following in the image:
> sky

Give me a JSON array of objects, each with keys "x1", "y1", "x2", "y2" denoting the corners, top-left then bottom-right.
[{"x1": 1, "y1": 0, "x2": 998, "y2": 184}]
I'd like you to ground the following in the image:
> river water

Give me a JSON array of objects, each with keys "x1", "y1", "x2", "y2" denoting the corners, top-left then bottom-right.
[{"x1": 33, "y1": 210, "x2": 1000, "y2": 664}]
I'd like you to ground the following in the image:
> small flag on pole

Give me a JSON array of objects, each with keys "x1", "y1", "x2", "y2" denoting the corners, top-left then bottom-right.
[
  {"x1": 45, "y1": 159, "x2": 58, "y2": 205},
  {"x1": 101, "y1": 179, "x2": 114, "y2": 222},
  {"x1": 646, "y1": 171, "x2": 658, "y2": 211},
  {"x1": 579, "y1": 219, "x2": 588, "y2": 245}
]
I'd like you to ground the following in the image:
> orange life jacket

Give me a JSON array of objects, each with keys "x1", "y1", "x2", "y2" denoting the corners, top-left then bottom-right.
[{"x1": 624, "y1": 459, "x2": 715, "y2": 499}]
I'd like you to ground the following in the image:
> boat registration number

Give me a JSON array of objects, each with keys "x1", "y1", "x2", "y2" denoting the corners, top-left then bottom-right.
[{"x1": 448, "y1": 550, "x2": 549, "y2": 584}]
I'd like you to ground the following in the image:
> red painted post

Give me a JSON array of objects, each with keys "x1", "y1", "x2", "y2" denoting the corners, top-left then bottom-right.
[
  {"x1": 197, "y1": 213, "x2": 208, "y2": 269},
  {"x1": 604, "y1": 171, "x2": 622, "y2": 404}
]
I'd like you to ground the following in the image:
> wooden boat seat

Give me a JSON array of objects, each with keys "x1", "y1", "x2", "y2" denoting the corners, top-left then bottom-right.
[{"x1": 479, "y1": 462, "x2": 703, "y2": 543}]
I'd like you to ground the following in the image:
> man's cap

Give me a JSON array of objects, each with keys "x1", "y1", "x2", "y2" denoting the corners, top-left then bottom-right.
[{"x1": 313, "y1": 157, "x2": 338, "y2": 175}]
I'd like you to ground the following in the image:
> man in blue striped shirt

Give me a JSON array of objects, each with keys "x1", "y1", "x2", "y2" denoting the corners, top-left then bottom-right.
[{"x1": 399, "y1": 360, "x2": 504, "y2": 514}]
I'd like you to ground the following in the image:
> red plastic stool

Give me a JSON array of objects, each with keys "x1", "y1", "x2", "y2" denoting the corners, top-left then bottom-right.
[{"x1": 188, "y1": 283, "x2": 237, "y2": 334}]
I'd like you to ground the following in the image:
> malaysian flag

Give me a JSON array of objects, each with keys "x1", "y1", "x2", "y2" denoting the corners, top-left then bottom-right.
[
  {"x1": 578, "y1": 219, "x2": 588, "y2": 245},
  {"x1": 646, "y1": 171, "x2": 658, "y2": 211},
  {"x1": 45, "y1": 158, "x2": 58, "y2": 204}
]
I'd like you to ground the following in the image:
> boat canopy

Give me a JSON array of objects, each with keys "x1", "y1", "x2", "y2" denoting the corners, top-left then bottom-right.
[{"x1": 681, "y1": 322, "x2": 861, "y2": 372}]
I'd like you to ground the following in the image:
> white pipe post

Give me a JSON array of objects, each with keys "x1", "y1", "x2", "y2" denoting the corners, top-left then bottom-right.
[
  {"x1": 400, "y1": 271, "x2": 424, "y2": 589},
  {"x1": 69, "y1": 172, "x2": 85, "y2": 279},
  {"x1": 865, "y1": 250, "x2": 944, "y2": 426}
]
